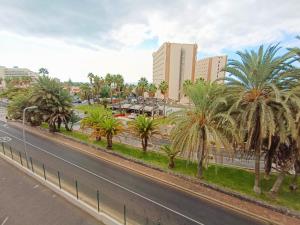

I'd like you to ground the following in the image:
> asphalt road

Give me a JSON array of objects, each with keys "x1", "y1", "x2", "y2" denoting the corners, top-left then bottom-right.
[
  {"x1": 0, "y1": 157, "x2": 103, "y2": 225},
  {"x1": 0, "y1": 121, "x2": 265, "y2": 225}
]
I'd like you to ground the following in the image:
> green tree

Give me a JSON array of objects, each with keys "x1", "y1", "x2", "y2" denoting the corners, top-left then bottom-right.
[
  {"x1": 129, "y1": 115, "x2": 159, "y2": 152},
  {"x1": 105, "y1": 73, "x2": 114, "y2": 103},
  {"x1": 160, "y1": 145, "x2": 180, "y2": 169},
  {"x1": 115, "y1": 74, "x2": 124, "y2": 97},
  {"x1": 224, "y1": 44, "x2": 296, "y2": 194},
  {"x1": 170, "y1": 82, "x2": 234, "y2": 178},
  {"x1": 79, "y1": 83, "x2": 92, "y2": 105}
]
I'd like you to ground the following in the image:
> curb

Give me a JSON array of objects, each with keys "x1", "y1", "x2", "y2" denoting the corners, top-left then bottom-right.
[{"x1": 9, "y1": 122, "x2": 300, "y2": 224}]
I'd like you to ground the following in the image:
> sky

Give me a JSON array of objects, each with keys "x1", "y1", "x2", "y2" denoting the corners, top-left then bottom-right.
[{"x1": 0, "y1": 0, "x2": 299, "y2": 83}]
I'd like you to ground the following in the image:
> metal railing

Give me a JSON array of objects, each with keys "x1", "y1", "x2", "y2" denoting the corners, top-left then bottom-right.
[{"x1": 0, "y1": 140, "x2": 203, "y2": 225}]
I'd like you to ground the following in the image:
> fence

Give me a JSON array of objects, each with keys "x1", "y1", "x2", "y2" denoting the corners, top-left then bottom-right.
[{"x1": 0, "y1": 140, "x2": 203, "y2": 225}]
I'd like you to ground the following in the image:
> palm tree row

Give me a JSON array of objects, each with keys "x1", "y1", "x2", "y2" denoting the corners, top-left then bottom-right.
[{"x1": 170, "y1": 43, "x2": 300, "y2": 195}]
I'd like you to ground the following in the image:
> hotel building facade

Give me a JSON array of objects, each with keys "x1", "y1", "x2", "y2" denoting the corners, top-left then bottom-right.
[
  {"x1": 152, "y1": 42, "x2": 197, "y2": 102},
  {"x1": 152, "y1": 42, "x2": 227, "y2": 102},
  {"x1": 195, "y1": 55, "x2": 227, "y2": 82},
  {"x1": 0, "y1": 66, "x2": 38, "y2": 89}
]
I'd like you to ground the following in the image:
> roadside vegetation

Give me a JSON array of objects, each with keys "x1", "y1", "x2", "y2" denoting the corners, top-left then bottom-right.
[
  {"x1": 2, "y1": 40, "x2": 300, "y2": 212},
  {"x1": 40, "y1": 122, "x2": 300, "y2": 211}
]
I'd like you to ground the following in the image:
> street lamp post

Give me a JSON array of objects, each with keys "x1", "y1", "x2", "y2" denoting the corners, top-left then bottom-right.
[{"x1": 23, "y1": 106, "x2": 37, "y2": 168}]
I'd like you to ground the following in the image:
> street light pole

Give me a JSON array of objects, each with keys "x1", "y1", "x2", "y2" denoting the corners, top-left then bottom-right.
[{"x1": 23, "y1": 106, "x2": 37, "y2": 168}]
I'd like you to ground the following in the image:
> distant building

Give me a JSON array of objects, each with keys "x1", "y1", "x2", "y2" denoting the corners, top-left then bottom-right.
[
  {"x1": 195, "y1": 56, "x2": 227, "y2": 82},
  {"x1": 0, "y1": 66, "x2": 38, "y2": 89},
  {"x1": 152, "y1": 42, "x2": 197, "y2": 102}
]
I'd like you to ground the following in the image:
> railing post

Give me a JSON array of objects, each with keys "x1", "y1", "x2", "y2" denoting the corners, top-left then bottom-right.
[
  {"x1": 97, "y1": 190, "x2": 100, "y2": 212},
  {"x1": 3, "y1": 143, "x2": 5, "y2": 155},
  {"x1": 9, "y1": 147, "x2": 13, "y2": 159},
  {"x1": 1, "y1": 143, "x2": 4, "y2": 154},
  {"x1": 43, "y1": 164, "x2": 46, "y2": 180},
  {"x1": 75, "y1": 180, "x2": 78, "y2": 199},
  {"x1": 124, "y1": 203, "x2": 126, "y2": 225},
  {"x1": 19, "y1": 152, "x2": 23, "y2": 166},
  {"x1": 30, "y1": 157, "x2": 34, "y2": 173},
  {"x1": 58, "y1": 171, "x2": 61, "y2": 189}
]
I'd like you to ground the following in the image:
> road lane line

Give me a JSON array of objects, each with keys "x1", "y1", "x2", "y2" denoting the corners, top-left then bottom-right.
[{"x1": 0, "y1": 128, "x2": 205, "y2": 225}]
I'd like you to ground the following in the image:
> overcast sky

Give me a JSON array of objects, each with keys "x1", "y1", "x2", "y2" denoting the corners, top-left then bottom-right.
[{"x1": 0, "y1": 0, "x2": 299, "y2": 83}]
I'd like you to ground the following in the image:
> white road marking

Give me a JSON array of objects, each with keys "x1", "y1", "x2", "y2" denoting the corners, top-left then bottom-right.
[
  {"x1": 1, "y1": 217, "x2": 8, "y2": 225},
  {"x1": 0, "y1": 128, "x2": 204, "y2": 225},
  {"x1": 33, "y1": 184, "x2": 39, "y2": 189}
]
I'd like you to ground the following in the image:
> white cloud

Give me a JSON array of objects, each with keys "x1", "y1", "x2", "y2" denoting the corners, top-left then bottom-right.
[
  {"x1": 0, "y1": 32, "x2": 152, "y2": 83},
  {"x1": 0, "y1": 0, "x2": 299, "y2": 82}
]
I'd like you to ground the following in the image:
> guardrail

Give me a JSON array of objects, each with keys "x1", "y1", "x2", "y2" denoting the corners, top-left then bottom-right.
[{"x1": 0, "y1": 140, "x2": 203, "y2": 225}]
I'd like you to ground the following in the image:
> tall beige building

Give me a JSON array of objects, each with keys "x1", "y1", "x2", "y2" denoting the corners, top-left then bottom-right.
[
  {"x1": 195, "y1": 55, "x2": 227, "y2": 82},
  {"x1": 152, "y1": 42, "x2": 197, "y2": 102}
]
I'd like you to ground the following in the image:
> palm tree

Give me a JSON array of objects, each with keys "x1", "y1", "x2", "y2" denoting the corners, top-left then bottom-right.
[
  {"x1": 92, "y1": 75, "x2": 104, "y2": 102},
  {"x1": 183, "y1": 80, "x2": 193, "y2": 96},
  {"x1": 183, "y1": 80, "x2": 193, "y2": 105},
  {"x1": 79, "y1": 83, "x2": 92, "y2": 105},
  {"x1": 170, "y1": 82, "x2": 234, "y2": 178},
  {"x1": 81, "y1": 108, "x2": 110, "y2": 141},
  {"x1": 30, "y1": 75, "x2": 72, "y2": 132},
  {"x1": 105, "y1": 73, "x2": 114, "y2": 103},
  {"x1": 100, "y1": 116, "x2": 123, "y2": 149},
  {"x1": 38, "y1": 68, "x2": 49, "y2": 76},
  {"x1": 123, "y1": 83, "x2": 135, "y2": 98},
  {"x1": 147, "y1": 83, "x2": 157, "y2": 98},
  {"x1": 87, "y1": 73, "x2": 95, "y2": 85},
  {"x1": 129, "y1": 115, "x2": 159, "y2": 152},
  {"x1": 137, "y1": 77, "x2": 148, "y2": 97},
  {"x1": 159, "y1": 81, "x2": 168, "y2": 116},
  {"x1": 160, "y1": 145, "x2": 180, "y2": 169},
  {"x1": 115, "y1": 74, "x2": 124, "y2": 96},
  {"x1": 224, "y1": 44, "x2": 296, "y2": 194}
]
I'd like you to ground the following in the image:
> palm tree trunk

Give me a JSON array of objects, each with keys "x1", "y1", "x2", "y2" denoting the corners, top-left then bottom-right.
[
  {"x1": 253, "y1": 143, "x2": 261, "y2": 194},
  {"x1": 163, "y1": 95, "x2": 166, "y2": 117},
  {"x1": 264, "y1": 136, "x2": 279, "y2": 179},
  {"x1": 142, "y1": 137, "x2": 147, "y2": 152},
  {"x1": 290, "y1": 160, "x2": 299, "y2": 191},
  {"x1": 169, "y1": 156, "x2": 175, "y2": 169},
  {"x1": 110, "y1": 86, "x2": 113, "y2": 104},
  {"x1": 107, "y1": 134, "x2": 112, "y2": 149},
  {"x1": 253, "y1": 110, "x2": 262, "y2": 194},
  {"x1": 270, "y1": 171, "x2": 285, "y2": 195},
  {"x1": 64, "y1": 122, "x2": 71, "y2": 131},
  {"x1": 197, "y1": 131, "x2": 206, "y2": 179},
  {"x1": 57, "y1": 119, "x2": 61, "y2": 131}
]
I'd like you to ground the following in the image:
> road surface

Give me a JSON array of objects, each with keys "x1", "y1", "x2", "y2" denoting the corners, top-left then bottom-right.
[
  {"x1": 0, "y1": 121, "x2": 265, "y2": 225},
  {"x1": 0, "y1": 156, "x2": 103, "y2": 225}
]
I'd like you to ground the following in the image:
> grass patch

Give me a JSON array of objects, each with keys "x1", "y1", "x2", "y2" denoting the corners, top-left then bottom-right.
[
  {"x1": 41, "y1": 123, "x2": 300, "y2": 211},
  {"x1": 74, "y1": 104, "x2": 106, "y2": 114}
]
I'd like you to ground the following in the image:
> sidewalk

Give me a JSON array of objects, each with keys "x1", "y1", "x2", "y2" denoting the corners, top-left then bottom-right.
[
  {"x1": 0, "y1": 157, "x2": 103, "y2": 225},
  {"x1": 12, "y1": 122, "x2": 300, "y2": 225}
]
